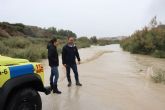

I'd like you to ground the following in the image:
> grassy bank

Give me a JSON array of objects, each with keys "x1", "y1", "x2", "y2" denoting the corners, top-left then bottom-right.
[
  {"x1": 0, "y1": 36, "x2": 93, "y2": 62},
  {"x1": 0, "y1": 36, "x2": 115, "y2": 62},
  {"x1": 0, "y1": 37, "x2": 49, "y2": 61}
]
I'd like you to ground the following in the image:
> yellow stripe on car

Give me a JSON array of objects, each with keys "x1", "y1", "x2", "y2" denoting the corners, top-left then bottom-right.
[{"x1": 0, "y1": 66, "x2": 10, "y2": 87}]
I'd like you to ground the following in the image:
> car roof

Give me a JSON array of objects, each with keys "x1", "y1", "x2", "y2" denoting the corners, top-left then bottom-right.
[{"x1": 0, "y1": 55, "x2": 29, "y2": 66}]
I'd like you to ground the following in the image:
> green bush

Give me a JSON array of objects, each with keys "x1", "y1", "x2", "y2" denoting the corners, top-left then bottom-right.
[
  {"x1": 8, "y1": 45, "x2": 47, "y2": 62},
  {"x1": 3, "y1": 37, "x2": 31, "y2": 49},
  {"x1": 152, "y1": 50, "x2": 165, "y2": 58},
  {"x1": 23, "y1": 46, "x2": 42, "y2": 62},
  {"x1": 120, "y1": 25, "x2": 165, "y2": 58},
  {"x1": 97, "y1": 39, "x2": 119, "y2": 46},
  {"x1": 0, "y1": 37, "x2": 48, "y2": 61},
  {"x1": 76, "y1": 37, "x2": 91, "y2": 48},
  {"x1": 152, "y1": 70, "x2": 165, "y2": 83},
  {"x1": 0, "y1": 41, "x2": 10, "y2": 55}
]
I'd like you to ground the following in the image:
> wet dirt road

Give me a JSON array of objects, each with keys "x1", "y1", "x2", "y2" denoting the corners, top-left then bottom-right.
[{"x1": 41, "y1": 44, "x2": 165, "y2": 110}]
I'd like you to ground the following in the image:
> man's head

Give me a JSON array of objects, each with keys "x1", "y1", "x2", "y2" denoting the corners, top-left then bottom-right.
[{"x1": 67, "y1": 36, "x2": 75, "y2": 45}]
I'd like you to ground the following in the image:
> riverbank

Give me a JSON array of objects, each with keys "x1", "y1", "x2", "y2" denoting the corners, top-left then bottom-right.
[
  {"x1": 131, "y1": 53, "x2": 165, "y2": 83},
  {"x1": 120, "y1": 24, "x2": 165, "y2": 58},
  {"x1": 41, "y1": 44, "x2": 165, "y2": 110}
]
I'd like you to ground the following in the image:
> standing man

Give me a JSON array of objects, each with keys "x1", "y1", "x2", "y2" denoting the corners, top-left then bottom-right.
[
  {"x1": 62, "y1": 36, "x2": 82, "y2": 87},
  {"x1": 47, "y1": 38, "x2": 61, "y2": 94}
]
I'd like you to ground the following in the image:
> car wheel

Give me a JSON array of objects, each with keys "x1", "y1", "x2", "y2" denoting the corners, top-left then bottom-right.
[{"x1": 6, "y1": 88, "x2": 42, "y2": 110}]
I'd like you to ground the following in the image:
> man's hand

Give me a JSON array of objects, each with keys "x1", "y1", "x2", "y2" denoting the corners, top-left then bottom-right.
[{"x1": 78, "y1": 61, "x2": 81, "y2": 65}]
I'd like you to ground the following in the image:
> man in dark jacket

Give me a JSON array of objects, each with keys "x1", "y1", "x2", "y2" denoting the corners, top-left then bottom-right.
[
  {"x1": 62, "y1": 36, "x2": 82, "y2": 87},
  {"x1": 47, "y1": 38, "x2": 61, "y2": 94}
]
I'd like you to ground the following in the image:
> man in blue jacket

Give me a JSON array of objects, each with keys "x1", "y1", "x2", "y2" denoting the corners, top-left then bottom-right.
[{"x1": 62, "y1": 36, "x2": 82, "y2": 87}]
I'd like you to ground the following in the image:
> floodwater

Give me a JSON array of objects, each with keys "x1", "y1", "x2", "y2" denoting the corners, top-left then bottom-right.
[{"x1": 41, "y1": 44, "x2": 165, "y2": 110}]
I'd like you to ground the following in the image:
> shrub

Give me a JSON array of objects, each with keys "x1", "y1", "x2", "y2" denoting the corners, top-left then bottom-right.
[
  {"x1": 76, "y1": 37, "x2": 91, "y2": 48},
  {"x1": 120, "y1": 26, "x2": 165, "y2": 57},
  {"x1": 152, "y1": 50, "x2": 165, "y2": 58},
  {"x1": 0, "y1": 41, "x2": 10, "y2": 55},
  {"x1": 151, "y1": 70, "x2": 165, "y2": 83},
  {"x1": 0, "y1": 37, "x2": 48, "y2": 61},
  {"x1": 3, "y1": 37, "x2": 31, "y2": 49},
  {"x1": 9, "y1": 45, "x2": 44, "y2": 62}
]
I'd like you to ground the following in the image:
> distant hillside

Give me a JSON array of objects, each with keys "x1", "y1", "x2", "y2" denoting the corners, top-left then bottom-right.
[
  {"x1": 100, "y1": 36, "x2": 128, "y2": 41},
  {"x1": 0, "y1": 22, "x2": 77, "y2": 38},
  {"x1": 158, "y1": 25, "x2": 165, "y2": 29}
]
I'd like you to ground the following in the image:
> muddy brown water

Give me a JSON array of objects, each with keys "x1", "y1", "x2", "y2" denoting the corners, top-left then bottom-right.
[{"x1": 40, "y1": 44, "x2": 165, "y2": 110}]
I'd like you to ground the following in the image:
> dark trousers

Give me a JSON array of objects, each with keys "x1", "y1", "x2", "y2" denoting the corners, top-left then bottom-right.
[
  {"x1": 50, "y1": 66, "x2": 59, "y2": 86},
  {"x1": 66, "y1": 64, "x2": 79, "y2": 83}
]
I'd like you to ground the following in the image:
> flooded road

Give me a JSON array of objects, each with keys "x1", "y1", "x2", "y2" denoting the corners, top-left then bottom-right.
[{"x1": 41, "y1": 44, "x2": 165, "y2": 110}]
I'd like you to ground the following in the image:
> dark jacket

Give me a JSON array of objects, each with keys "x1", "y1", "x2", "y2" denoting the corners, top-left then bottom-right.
[
  {"x1": 62, "y1": 44, "x2": 80, "y2": 65},
  {"x1": 47, "y1": 43, "x2": 59, "y2": 67}
]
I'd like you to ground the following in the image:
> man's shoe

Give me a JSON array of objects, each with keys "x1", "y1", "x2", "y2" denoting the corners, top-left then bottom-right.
[
  {"x1": 68, "y1": 82, "x2": 72, "y2": 87},
  {"x1": 53, "y1": 85, "x2": 62, "y2": 94},
  {"x1": 76, "y1": 82, "x2": 82, "y2": 86},
  {"x1": 53, "y1": 90, "x2": 62, "y2": 94}
]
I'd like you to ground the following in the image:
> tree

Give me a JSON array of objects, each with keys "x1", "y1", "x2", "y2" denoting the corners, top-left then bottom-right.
[
  {"x1": 149, "y1": 16, "x2": 158, "y2": 29},
  {"x1": 47, "y1": 27, "x2": 57, "y2": 34},
  {"x1": 90, "y1": 36, "x2": 97, "y2": 44}
]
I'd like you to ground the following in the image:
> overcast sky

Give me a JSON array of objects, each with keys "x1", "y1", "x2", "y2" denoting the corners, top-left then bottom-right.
[{"x1": 0, "y1": 0, "x2": 165, "y2": 37}]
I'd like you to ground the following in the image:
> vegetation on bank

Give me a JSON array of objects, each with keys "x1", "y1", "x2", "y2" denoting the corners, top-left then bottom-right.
[
  {"x1": 120, "y1": 17, "x2": 165, "y2": 58},
  {"x1": 0, "y1": 22, "x2": 115, "y2": 61},
  {"x1": 152, "y1": 70, "x2": 165, "y2": 83},
  {"x1": 0, "y1": 36, "x2": 116, "y2": 62},
  {"x1": 0, "y1": 22, "x2": 79, "y2": 61},
  {"x1": 120, "y1": 17, "x2": 165, "y2": 83},
  {"x1": 0, "y1": 37, "x2": 49, "y2": 61}
]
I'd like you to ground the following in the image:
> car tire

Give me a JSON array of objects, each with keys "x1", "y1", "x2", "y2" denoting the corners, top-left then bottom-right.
[{"x1": 6, "y1": 88, "x2": 42, "y2": 110}]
